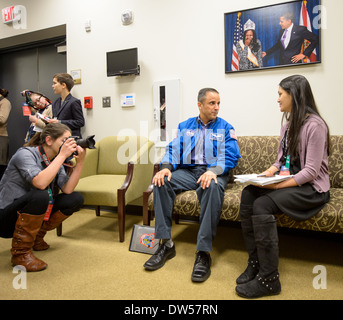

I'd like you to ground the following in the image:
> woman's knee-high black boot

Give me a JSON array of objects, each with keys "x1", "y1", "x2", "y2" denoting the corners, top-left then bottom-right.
[
  {"x1": 236, "y1": 204, "x2": 259, "y2": 285},
  {"x1": 236, "y1": 214, "x2": 281, "y2": 298}
]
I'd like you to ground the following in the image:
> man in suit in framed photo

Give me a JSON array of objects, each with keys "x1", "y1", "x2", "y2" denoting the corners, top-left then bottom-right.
[{"x1": 262, "y1": 12, "x2": 319, "y2": 66}]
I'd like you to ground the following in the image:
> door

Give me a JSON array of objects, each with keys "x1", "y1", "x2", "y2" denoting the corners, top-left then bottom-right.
[{"x1": 0, "y1": 43, "x2": 66, "y2": 157}]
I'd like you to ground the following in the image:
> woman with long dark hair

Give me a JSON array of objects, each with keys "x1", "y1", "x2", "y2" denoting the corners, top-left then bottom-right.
[
  {"x1": 0, "y1": 123, "x2": 85, "y2": 272},
  {"x1": 235, "y1": 75, "x2": 330, "y2": 298}
]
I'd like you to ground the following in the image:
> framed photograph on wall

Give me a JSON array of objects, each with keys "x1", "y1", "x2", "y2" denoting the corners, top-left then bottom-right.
[{"x1": 224, "y1": 0, "x2": 322, "y2": 73}]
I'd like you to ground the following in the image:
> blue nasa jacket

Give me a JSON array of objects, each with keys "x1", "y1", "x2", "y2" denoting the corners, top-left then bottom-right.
[{"x1": 160, "y1": 117, "x2": 241, "y2": 176}]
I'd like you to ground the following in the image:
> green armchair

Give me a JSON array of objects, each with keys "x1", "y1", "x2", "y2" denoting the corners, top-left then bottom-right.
[{"x1": 58, "y1": 136, "x2": 154, "y2": 242}]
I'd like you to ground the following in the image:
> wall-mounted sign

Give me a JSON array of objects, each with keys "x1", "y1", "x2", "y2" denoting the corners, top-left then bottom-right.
[
  {"x1": 2, "y1": 6, "x2": 16, "y2": 23},
  {"x1": 71, "y1": 70, "x2": 81, "y2": 85},
  {"x1": 2, "y1": 5, "x2": 27, "y2": 29}
]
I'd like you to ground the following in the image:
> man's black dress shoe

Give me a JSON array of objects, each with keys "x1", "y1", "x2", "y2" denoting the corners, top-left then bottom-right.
[
  {"x1": 191, "y1": 251, "x2": 211, "y2": 282},
  {"x1": 144, "y1": 243, "x2": 176, "y2": 271}
]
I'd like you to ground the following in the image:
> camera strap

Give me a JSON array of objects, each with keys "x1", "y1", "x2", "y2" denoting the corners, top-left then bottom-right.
[
  {"x1": 38, "y1": 145, "x2": 51, "y2": 167},
  {"x1": 38, "y1": 145, "x2": 55, "y2": 221}
]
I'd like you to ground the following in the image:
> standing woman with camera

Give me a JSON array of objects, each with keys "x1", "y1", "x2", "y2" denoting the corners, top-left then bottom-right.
[
  {"x1": 20, "y1": 90, "x2": 53, "y2": 143},
  {"x1": 0, "y1": 88, "x2": 12, "y2": 181},
  {"x1": 0, "y1": 123, "x2": 85, "y2": 272}
]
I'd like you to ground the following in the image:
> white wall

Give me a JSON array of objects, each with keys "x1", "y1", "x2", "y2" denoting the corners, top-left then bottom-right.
[{"x1": 1, "y1": 0, "x2": 342, "y2": 143}]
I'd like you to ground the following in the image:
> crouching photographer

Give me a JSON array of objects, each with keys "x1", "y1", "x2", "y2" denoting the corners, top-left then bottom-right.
[{"x1": 0, "y1": 123, "x2": 86, "y2": 272}]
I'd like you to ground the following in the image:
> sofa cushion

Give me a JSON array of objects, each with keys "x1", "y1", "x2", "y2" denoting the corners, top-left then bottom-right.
[
  {"x1": 97, "y1": 137, "x2": 129, "y2": 175},
  {"x1": 232, "y1": 136, "x2": 280, "y2": 178},
  {"x1": 276, "y1": 188, "x2": 343, "y2": 233},
  {"x1": 97, "y1": 136, "x2": 150, "y2": 176},
  {"x1": 147, "y1": 186, "x2": 343, "y2": 233},
  {"x1": 75, "y1": 174, "x2": 126, "y2": 206},
  {"x1": 328, "y1": 136, "x2": 343, "y2": 188},
  {"x1": 148, "y1": 183, "x2": 244, "y2": 221}
]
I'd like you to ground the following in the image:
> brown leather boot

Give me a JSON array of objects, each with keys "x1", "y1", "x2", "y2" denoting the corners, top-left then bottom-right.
[
  {"x1": 33, "y1": 210, "x2": 69, "y2": 251},
  {"x1": 11, "y1": 213, "x2": 48, "y2": 272}
]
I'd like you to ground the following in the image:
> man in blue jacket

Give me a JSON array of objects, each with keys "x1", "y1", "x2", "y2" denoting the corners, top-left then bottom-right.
[{"x1": 144, "y1": 88, "x2": 241, "y2": 282}]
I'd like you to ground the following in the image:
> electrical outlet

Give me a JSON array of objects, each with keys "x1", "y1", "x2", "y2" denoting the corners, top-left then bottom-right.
[{"x1": 102, "y1": 96, "x2": 111, "y2": 108}]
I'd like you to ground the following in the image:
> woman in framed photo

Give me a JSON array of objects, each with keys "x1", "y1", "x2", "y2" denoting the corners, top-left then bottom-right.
[{"x1": 236, "y1": 19, "x2": 263, "y2": 70}]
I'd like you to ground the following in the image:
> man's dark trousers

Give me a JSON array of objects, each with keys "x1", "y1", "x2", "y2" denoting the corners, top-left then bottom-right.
[{"x1": 153, "y1": 166, "x2": 229, "y2": 252}]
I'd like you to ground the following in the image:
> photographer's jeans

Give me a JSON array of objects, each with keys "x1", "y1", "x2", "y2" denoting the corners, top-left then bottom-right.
[{"x1": 0, "y1": 189, "x2": 83, "y2": 238}]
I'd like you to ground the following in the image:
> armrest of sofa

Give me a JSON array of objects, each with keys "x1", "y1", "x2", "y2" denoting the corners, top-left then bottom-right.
[
  {"x1": 118, "y1": 162, "x2": 134, "y2": 193},
  {"x1": 122, "y1": 140, "x2": 155, "y2": 205},
  {"x1": 142, "y1": 162, "x2": 160, "y2": 225},
  {"x1": 117, "y1": 161, "x2": 134, "y2": 209},
  {"x1": 144, "y1": 163, "x2": 160, "y2": 192},
  {"x1": 142, "y1": 152, "x2": 163, "y2": 202}
]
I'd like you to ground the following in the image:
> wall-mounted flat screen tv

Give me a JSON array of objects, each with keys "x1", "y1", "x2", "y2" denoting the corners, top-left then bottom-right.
[{"x1": 106, "y1": 47, "x2": 140, "y2": 77}]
